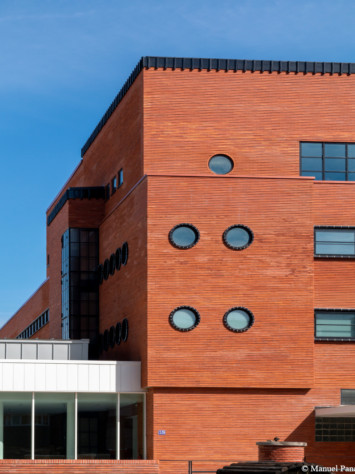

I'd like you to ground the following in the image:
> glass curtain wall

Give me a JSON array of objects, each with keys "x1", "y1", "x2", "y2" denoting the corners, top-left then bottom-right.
[
  {"x1": 35, "y1": 393, "x2": 75, "y2": 459},
  {"x1": 120, "y1": 394, "x2": 144, "y2": 460},
  {"x1": 77, "y1": 393, "x2": 116, "y2": 459},
  {"x1": 2, "y1": 393, "x2": 32, "y2": 459},
  {"x1": 61, "y1": 228, "x2": 99, "y2": 341},
  {"x1": 0, "y1": 393, "x2": 144, "y2": 460}
]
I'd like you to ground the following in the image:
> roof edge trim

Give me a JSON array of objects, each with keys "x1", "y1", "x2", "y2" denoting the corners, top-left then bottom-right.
[{"x1": 81, "y1": 56, "x2": 355, "y2": 157}]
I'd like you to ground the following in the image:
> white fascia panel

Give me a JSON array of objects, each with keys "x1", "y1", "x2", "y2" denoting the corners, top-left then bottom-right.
[{"x1": 0, "y1": 360, "x2": 142, "y2": 393}]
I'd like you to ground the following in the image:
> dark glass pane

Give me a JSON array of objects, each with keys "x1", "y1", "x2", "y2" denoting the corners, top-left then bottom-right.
[
  {"x1": 120, "y1": 394, "x2": 144, "y2": 460},
  {"x1": 301, "y1": 157, "x2": 322, "y2": 171},
  {"x1": 35, "y1": 393, "x2": 75, "y2": 459},
  {"x1": 224, "y1": 226, "x2": 252, "y2": 249},
  {"x1": 80, "y1": 230, "x2": 89, "y2": 243},
  {"x1": 78, "y1": 394, "x2": 116, "y2": 460},
  {"x1": 324, "y1": 172, "x2": 346, "y2": 181},
  {"x1": 3, "y1": 393, "x2": 32, "y2": 459},
  {"x1": 348, "y1": 145, "x2": 355, "y2": 158},
  {"x1": 69, "y1": 229, "x2": 80, "y2": 242},
  {"x1": 170, "y1": 226, "x2": 198, "y2": 248},
  {"x1": 348, "y1": 173, "x2": 355, "y2": 181},
  {"x1": 70, "y1": 243, "x2": 80, "y2": 257},
  {"x1": 300, "y1": 143, "x2": 322, "y2": 157},
  {"x1": 301, "y1": 171, "x2": 322, "y2": 180},
  {"x1": 325, "y1": 158, "x2": 346, "y2": 171},
  {"x1": 324, "y1": 144, "x2": 346, "y2": 157},
  {"x1": 348, "y1": 159, "x2": 355, "y2": 172},
  {"x1": 208, "y1": 155, "x2": 233, "y2": 175},
  {"x1": 341, "y1": 390, "x2": 355, "y2": 405}
]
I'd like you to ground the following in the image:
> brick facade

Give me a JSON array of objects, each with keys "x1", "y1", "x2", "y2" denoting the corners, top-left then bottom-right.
[{"x1": 2, "y1": 57, "x2": 355, "y2": 470}]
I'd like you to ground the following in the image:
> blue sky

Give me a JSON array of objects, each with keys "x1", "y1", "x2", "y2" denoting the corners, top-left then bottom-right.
[{"x1": 1, "y1": 0, "x2": 355, "y2": 325}]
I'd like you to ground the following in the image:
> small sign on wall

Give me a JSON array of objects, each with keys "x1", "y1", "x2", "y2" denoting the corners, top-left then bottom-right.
[{"x1": 158, "y1": 430, "x2": 166, "y2": 435}]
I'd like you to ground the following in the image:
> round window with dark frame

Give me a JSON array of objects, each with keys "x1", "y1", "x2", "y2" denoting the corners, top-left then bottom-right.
[
  {"x1": 115, "y1": 247, "x2": 122, "y2": 270},
  {"x1": 109, "y1": 254, "x2": 116, "y2": 275},
  {"x1": 169, "y1": 224, "x2": 200, "y2": 249},
  {"x1": 121, "y1": 318, "x2": 129, "y2": 342},
  {"x1": 223, "y1": 225, "x2": 253, "y2": 250},
  {"x1": 103, "y1": 259, "x2": 110, "y2": 280},
  {"x1": 121, "y1": 242, "x2": 129, "y2": 266},
  {"x1": 115, "y1": 322, "x2": 121, "y2": 345},
  {"x1": 223, "y1": 307, "x2": 254, "y2": 333},
  {"x1": 208, "y1": 154, "x2": 234, "y2": 175},
  {"x1": 109, "y1": 326, "x2": 115, "y2": 348},
  {"x1": 169, "y1": 306, "x2": 200, "y2": 332}
]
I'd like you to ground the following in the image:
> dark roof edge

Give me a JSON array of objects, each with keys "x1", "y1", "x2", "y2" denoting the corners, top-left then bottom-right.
[{"x1": 81, "y1": 56, "x2": 355, "y2": 157}]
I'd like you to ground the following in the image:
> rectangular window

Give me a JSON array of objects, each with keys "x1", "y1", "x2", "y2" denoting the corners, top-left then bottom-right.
[
  {"x1": 35, "y1": 393, "x2": 75, "y2": 459},
  {"x1": 341, "y1": 389, "x2": 355, "y2": 405},
  {"x1": 315, "y1": 310, "x2": 355, "y2": 340},
  {"x1": 300, "y1": 142, "x2": 355, "y2": 181},
  {"x1": 315, "y1": 227, "x2": 355, "y2": 257},
  {"x1": 111, "y1": 176, "x2": 117, "y2": 195},
  {"x1": 3, "y1": 393, "x2": 32, "y2": 459},
  {"x1": 118, "y1": 169, "x2": 123, "y2": 187},
  {"x1": 316, "y1": 416, "x2": 355, "y2": 441}
]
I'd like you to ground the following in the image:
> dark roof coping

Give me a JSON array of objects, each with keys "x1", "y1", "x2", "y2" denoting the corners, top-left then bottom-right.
[
  {"x1": 47, "y1": 186, "x2": 105, "y2": 226},
  {"x1": 81, "y1": 56, "x2": 355, "y2": 157}
]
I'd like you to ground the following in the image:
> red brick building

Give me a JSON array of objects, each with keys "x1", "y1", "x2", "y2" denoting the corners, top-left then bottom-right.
[{"x1": 1, "y1": 56, "x2": 355, "y2": 471}]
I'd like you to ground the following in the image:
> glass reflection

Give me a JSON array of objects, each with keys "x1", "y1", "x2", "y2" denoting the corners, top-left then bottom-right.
[
  {"x1": 120, "y1": 394, "x2": 144, "y2": 460},
  {"x1": 3, "y1": 393, "x2": 31, "y2": 459},
  {"x1": 35, "y1": 393, "x2": 75, "y2": 459},
  {"x1": 77, "y1": 394, "x2": 116, "y2": 459}
]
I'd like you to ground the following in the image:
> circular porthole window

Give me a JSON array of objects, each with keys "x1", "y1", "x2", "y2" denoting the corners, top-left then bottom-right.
[
  {"x1": 169, "y1": 306, "x2": 200, "y2": 332},
  {"x1": 115, "y1": 247, "x2": 122, "y2": 270},
  {"x1": 169, "y1": 224, "x2": 200, "y2": 249},
  {"x1": 223, "y1": 307, "x2": 254, "y2": 332},
  {"x1": 109, "y1": 254, "x2": 116, "y2": 275},
  {"x1": 103, "y1": 259, "x2": 110, "y2": 280},
  {"x1": 121, "y1": 318, "x2": 129, "y2": 342},
  {"x1": 122, "y1": 242, "x2": 129, "y2": 266},
  {"x1": 208, "y1": 154, "x2": 234, "y2": 175},
  {"x1": 223, "y1": 225, "x2": 253, "y2": 250},
  {"x1": 109, "y1": 326, "x2": 115, "y2": 348},
  {"x1": 115, "y1": 322, "x2": 121, "y2": 345}
]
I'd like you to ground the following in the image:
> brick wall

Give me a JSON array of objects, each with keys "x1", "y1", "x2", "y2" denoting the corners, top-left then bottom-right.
[
  {"x1": 147, "y1": 175, "x2": 314, "y2": 388},
  {"x1": 0, "y1": 279, "x2": 49, "y2": 338},
  {"x1": 0, "y1": 459, "x2": 159, "y2": 474}
]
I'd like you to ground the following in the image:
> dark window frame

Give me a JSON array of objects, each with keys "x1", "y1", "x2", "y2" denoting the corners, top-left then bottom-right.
[
  {"x1": 223, "y1": 306, "x2": 254, "y2": 333},
  {"x1": 315, "y1": 308, "x2": 355, "y2": 341},
  {"x1": 314, "y1": 226, "x2": 355, "y2": 258},
  {"x1": 223, "y1": 225, "x2": 254, "y2": 251},
  {"x1": 169, "y1": 223, "x2": 200, "y2": 250},
  {"x1": 169, "y1": 306, "x2": 200, "y2": 332},
  {"x1": 300, "y1": 141, "x2": 355, "y2": 181}
]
